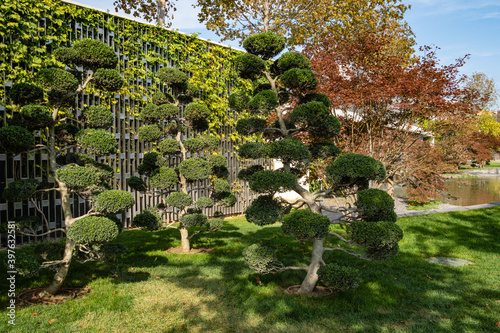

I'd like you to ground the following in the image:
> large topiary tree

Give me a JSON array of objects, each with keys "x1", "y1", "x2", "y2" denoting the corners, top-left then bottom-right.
[
  {"x1": 0, "y1": 39, "x2": 133, "y2": 297},
  {"x1": 233, "y1": 32, "x2": 403, "y2": 294},
  {"x1": 128, "y1": 67, "x2": 236, "y2": 253}
]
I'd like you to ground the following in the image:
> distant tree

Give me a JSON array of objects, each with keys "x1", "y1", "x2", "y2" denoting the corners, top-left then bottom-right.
[
  {"x1": 113, "y1": 0, "x2": 178, "y2": 26},
  {"x1": 128, "y1": 67, "x2": 236, "y2": 253},
  {"x1": 232, "y1": 32, "x2": 403, "y2": 294},
  {"x1": 1, "y1": 39, "x2": 131, "y2": 296}
]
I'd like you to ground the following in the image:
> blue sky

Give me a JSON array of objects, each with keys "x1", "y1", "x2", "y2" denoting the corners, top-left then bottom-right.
[{"x1": 71, "y1": 0, "x2": 500, "y2": 105}]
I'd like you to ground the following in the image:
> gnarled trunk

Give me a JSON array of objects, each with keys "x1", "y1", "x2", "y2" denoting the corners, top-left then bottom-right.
[
  {"x1": 298, "y1": 239, "x2": 324, "y2": 294},
  {"x1": 179, "y1": 227, "x2": 190, "y2": 253},
  {"x1": 39, "y1": 238, "x2": 76, "y2": 297}
]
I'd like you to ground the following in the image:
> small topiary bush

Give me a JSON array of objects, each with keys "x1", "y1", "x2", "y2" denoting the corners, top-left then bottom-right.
[
  {"x1": 152, "y1": 91, "x2": 174, "y2": 105},
  {"x1": 268, "y1": 138, "x2": 311, "y2": 165},
  {"x1": 308, "y1": 142, "x2": 342, "y2": 159},
  {"x1": 206, "y1": 154, "x2": 227, "y2": 168},
  {"x1": 12, "y1": 250, "x2": 42, "y2": 277},
  {"x1": 236, "y1": 117, "x2": 268, "y2": 136},
  {"x1": 157, "y1": 67, "x2": 188, "y2": 89},
  {"x1": 299, "y1": 92, "x2": 331, "y2": 108},
  {"x1": 56, "y1": 165, "x2": 100, "y2": 190},
  {"x1": 67, "y1": 216, "x2": 119, "y2": 244},
  {"x1": 245, "y1": 195, "x2": 291, "y2": 226},
  {"x1": 19, "y1": 104, "x2": 53, "y2": 130},
  {"x1": 326, "y1": 154, "x2": 386, "y2": 189},
  {"x1": 138, "y1": 125, "x2": 162, "y2": 142},
  {"x1": 237, "y1": 165, "x2": 265, "y2": 181},
  {"x1": 272, "y1": 51, "x2": 311, "y2": 74},
  {"x1": 92, "y1": 68, "x2": 125, "y2": 92},
  {"x1": 290, "y1": 101, "x2": 340, "y2": 139},
  {"x1": 347, "y1": 221, "x2": 403, "y2": 257},
  {"x1": 243, "y1": 243, "x2": 283, "y2": 274},
  {"x1": 317, "y1": 264, "x2": 362, "y2": 292},
  {"x1": 212, "y1": 179, "x2": 231, "y2": 193},
  {"x1": 76, "y1": 128, "x2": 117, "y2": 156},
  {"x1": 199, "y1": 134, "x2": 219, "y2": 151},
  {"x1": 126, "y1": 176, "x2": 147, "y2": 191},
  {"x1": 248, "y1": 170, "x2": 297, "y2": 193},
  {"x1": 243, "y1": 32, "x2": 285, "y2": 59},
  {"x1": 228, "y1": 91, "x2": 251, "y2": 111},
  {"x1": 183, "y1": 138, "x2": 205, "y2": 152},
  {"x1": 140, "y1": 104, "x2": 159, "y2": 123},
  {"x1": 35, "y1": 68, "x2": 79, "y2": 98},
  {"x1": 196, "y1": 196, "x2": 214, "y2": 208},
  {"x1": 138, "y1": 152, "x2": 160, "y2": 175},
  {"x1": 2, "y1": 179, "x2": 40, "y2": 202},
  {"x1": 0, "y1": 125, "x2": 35, "y2": 154},
  {"x1": 133, "y1": 212, "x2": 162, "y2": 231},
  {"x1": 8, "y1": 83, "x2": 44, "y2": 106},
  {"x1": 179, "y1": 158, "x2": 211, "y2": 181},
  {"x1": 234, "y1": 54, "x2": 266, "y2": 80},
  {"x1": 248, "y1": 90, "x2": 279, "y2": 115},
  {"x1": 165, "y1": 192, "x2": 194, "y2": 208},
  {"x1": 237, "y1": 142, "x2": 269, "y2": 159},
  {"x1": 150, "y1": 167, "x2": 179, "y2": 190},
  {"x1": 282, "y1": 209, "x2": 330, "y2": 240},
  {"x1": 156, "y1": 104, "x2": 179, "y2": 119},
  {"x1": 280, "y1": 68, "x2": 318, "y2": 92},
  {"x1": 92, "y1": 190, "x2": 135, "y2": 214},
  {"x1": 180, "y1": 213, "x2": 208, "y2": 227},
  {"x1": 217, "y1": 192, "x2": 237, "y2": 207},
  {"x1": 67, "y1": 39, "x2": 118, "y2": 70},
  {"x1": 83, "y1": 105, "x2": 114, "y2": 129},
  {"x1": 355, "y1": 189, "x2": 397, "y2": 222}
]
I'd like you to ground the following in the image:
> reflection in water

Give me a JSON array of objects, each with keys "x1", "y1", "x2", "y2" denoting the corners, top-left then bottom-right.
[{"x1": 394, "y1": 176, "x2": 500, "y2": 206}]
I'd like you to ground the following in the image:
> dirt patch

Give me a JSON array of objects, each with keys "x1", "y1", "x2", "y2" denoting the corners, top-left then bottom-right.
[
  {"x1": 283, "y1": 285, "x2": 335, "y2": 297},
  {"x1": 17, "y1": 287, "x2": 90, "y2": 307},
  {"x1": 165, "y1": 247, "x2": 214, "y2": 254}
]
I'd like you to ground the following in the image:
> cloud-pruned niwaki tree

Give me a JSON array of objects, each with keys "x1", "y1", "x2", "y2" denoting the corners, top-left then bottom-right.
[
  {"x1": 127, "y1": 67, "x2": 236, "y2": 253},
  {"x1": 231, "y1": 32, "x2": 403, "y2": 294},
  {"x1": 0, "y1": 39, "x2": 132, "y2": 296}
]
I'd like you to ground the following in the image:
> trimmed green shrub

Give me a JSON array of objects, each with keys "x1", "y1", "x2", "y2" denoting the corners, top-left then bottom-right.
[
  {"x1": 179, "y1": 157, "x2": 211, "y2": 181},
  {"x1": 290, "y1": 101, "x2": 341, "y2": 139},
  {"x1": 245, "y1": 195, "x2": 291, "y2": 226},
  {"x1": 18, "y1": 104, "x2": 53, "y2": 130},
  {"x1": 126, "y1": 176, "x2": 147, "y2": 192},
  {"x1": 106, "y1": 215, "x2": 124, "y2": 234},
  {"x1": 212, "y1": 179, "x2": 231, "y2": 193},
  {"x1": 355, "y1": 189, "x2": 397, "y2": 222},
  {"x1": 299, "y1": 92, "x2": 331, "y2": 108},
  {"x1": 347, "y1": 221, "x2": 403, "y2": 260},
  {"x1": 237, "y1": 165, "x2": 265, "y2": 181},
  {"x1": 158, "y1": 138, "x2": 181, "y2": 155},
  {"x1": 183, "y1": 138, "x2": 205, "y2": 152},
  {"x1": 185, "y1": 103, "x2": 211, "y2": 120},
  {"x1": 157, "y1": 67, "x2": 188, "y2": 89},
  {"x1": 34, "y1": 241, "x2": 66, "y2": 261},
  {"x1": 132, "y1": 211, "x2": 162, "y2": 231},
  {"x1": 272, "y1": 51, "x2": 311, "y2": 74},
  {"x1": 215, "y1": 192, "x2": 237, "y2": 207},
  {"x1": 206, "y1": 154, "x2": 227, "y2": 168},
  {"x1": 308, "y1": 142, "x2": 342, "y2": 159},
  {"x1": 138, "y1": 125, "x2": 162, "y2": 142},
  {"x1": 178, "y1": 83, "x2": 201, "y2": 104},
  {"x1": 55, "y1": 165, "x2": 100, "y2": 189},
  {"x1": 228, "y1": 91, "x2": 251, "y2": 111},
  {"x1": 282, "y1": 209, "x2": 330, "y2": 240},
  {"x1": 12, "y1": 215, "x2": 43, "y2": 232},
  {"x1": 199, "y1": 134, "x2": 219, "y2": 151},
  {"x1": 237, "y1": 142, "x2": 269, "y2": 159},
  {"x1": 243, "y1": 32, "x2": 285, "y2": 59},
  {"x1": 67, "y1": 216, "x2": 119, "y2": 244},
  {"x1": 248, "y1": 170, "x2": 297, "y2": 193},
  {"x1": 150, "y1": 167, "x2": 179, "y2": 190},
  {"x1": 140, "y1": 104, "x2": 159, "y2": 123},
  {"x1": 236, "y1": 117, "x2": 268, "y2": 136},
  {"x1": 165, "y1": 122, "x2": 186, "y2": 135},
  {"x1": 165, "y1": 192, "x2": 193, "y2": 208},
  {"x1": 196, "y1": 196, "x2": 214, "y2": 208},
  {"x1": 268, "y1": 138, "x2": 311, "y2": 165},
  {"x1": 12, "y1": 250, "x2": 42, "y2": 277},
  {"x1": 93, "y1": 190, "x2": 135, "y2": 214},
  {"x1": 83, "y1": 105, "x2": 114, "y2": 129},
  {"x1": 326, "y1": 154, "x2": 386, "y2": 189},
  {"x1": 152, "y1": 91, "x2": 174, "y2": 105},
  {"x1": 138, "y1": 152, "x2": 160, "y2": 175},
  {"x1": 243, "y1": 243, "x2": 283, "y2": 274},
  {"x1": 317, "y1": 264, "x2": 362, "y2": 292},
  {"x1": 56, "y1": 151, "x2": 94, "y2": 166},
  {"x1": 35, "y1": 68, "x2": 78, "y2": 97},
  {"x1": 156, "y1": 104, "x2": 179, "y2": 119},
  {"x1": 67, "y1": 39, "x2": 118, "y2": 70},
  {"x1": 2, "y1": 179, "x2": 40, "y2": 202},
  {"x1": 76, "y1": 128, "x2": 117, "y2": 156},
  {"x1": 92, "y1": 68, "x2": 125, "y2": 92},
  {"x1": 248, "y1": 90, "x2": 279, "y2": 115},
  {"x1": 234, "y1": 53, "x2": 266, "y2": 80},
  {"x1": 180, "y1": 213, "x2": 208, "y2": 227},
  {"x1": 98, "y1": 243, "x2": 127, "y2": 263},
  {"x1": 0, "y1": 125, "x2": 35, "y2": 154},
  {"x1": 55, "y1": 123, "x2": 79, "y2": 144},
  {"x1": 8, "y1": 83, "x2": 44, "y2": 106},
  {"x1": 280, "y1": 68, "x2": 318, "y2": 91},
  {"x1": 212, "y1": 165, "x2": 229, "y2": 179},
  {"x1": 206, "y1": 218, "x2": 223, "y2": 231}
]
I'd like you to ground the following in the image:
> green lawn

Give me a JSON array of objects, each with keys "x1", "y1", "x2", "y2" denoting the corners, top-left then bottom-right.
[{"x1": 1, "y1": 208, "x2": 499, "y2": 332}]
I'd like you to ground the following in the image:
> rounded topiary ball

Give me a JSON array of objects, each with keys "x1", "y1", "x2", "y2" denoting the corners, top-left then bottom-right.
[
  {"x1": 183, "y1": 138, "x2": 205, "y2": 153},
  {"x1": 138, "y1": 125, "x2": 162, "y2": 142},
  {"x1": 83, "y1": 105, "x2": 114, "y2": 129},
  {"x1": 237, "y1": 165, "x2": 265, "y2": 181},
  {"x1": 290, "y1": 101, "x2": 340, "y2": 139},
  {"x1": 158, "y1": 138, "x2": 181, "y2": 155},
  {"x1": 132, "y1": 211, "x2": 162, "y2": 231},
  {"x1": 92, "y1": 69, "x2": 125, "y2": 92},
  {"x1": 76, "y1": 128, "x2": 117, "y2": 156},
  {"x1": 126, "y1": 176, "x2": 147, "y2": 192},
  {"x1": 299, "y1": 92, "x2": 331, "y2": 108},
  {"x1": 8, "y1": 83, "x2": 44, "y2": 106},
  {"x1": 272, "y1": 51, "x2": 311, "y2": 75},
  {"x1": 248, "y1": 170, "x2": 297, "y2": 193},
  {"x1": 245, "y1": 195, "x2": 291, "y2": 226},
  {"x1": 150, "y1": 167, "x2": 179, "y2": 190},
  {"x1": 268, "y1": 138, "x2": 311, "y2": 165},
  {"x1": 326, "y1": 154, "x2": 386, "y2": 189},
  {"x1": 199, "y1": 135, "x2": 219, "y2": 151},
  {"x1": 55, "y1": 165, "x2": 100, "y2": 189},
  {"x1": 69, "y1": 39, "x2": 119, "y2": 70},
  {"x1": 243, "y1": 32, "x2": 286, "y2": 60},
  {"x1": 248, "y1": 90, "x2": 279, "y2": 115},
  {"x1": 243, "y1": 243, "x2": 282, "y2": 274},
  {"x1": 282, "y1": 209, "x2": 330, "y2": 240},
  {"x1": 236, "y1": 117, "x2": 268, "y2": 136},
  {"x1": 185, "y1": 103, "x2": 211, "y2": 121},
  {"x1": 212, "y1": 179, "x2": 231, "y2": 193},
  {"x1": 140, "y1": 104, "x2": 159, "y2": 123},
  {"x1": 93, "y1": 190, "x2": 135, "y2": 214},
  {"x1": 0, "y1": 125, "x2": 35, "y2": 154},
  {"x1": 355, "y1": 189, "x2": 397, "y2": 222},
  {"x1": 196, "y1": 196, "x2": 214, "y2": 208},
  {"x1": 156, "y1": 104, "x2": 179, "y2": 119},
  {"x1": 237, "y1": 142, "x2": 269, "y2": 160},
  {"x1": 179, "y1": 157, "x2": 211, "y2": 181},
  {"x1": 228, "y1": 91, "x2": 251, "y2": 112},
  {"x1": 206, "y1": 155, "x2": 227, "y2": 169},
  {"x1": 152, "y1": 91, "x2": 174, "y2": 105},
  {"x1": 217, "y1": 192, "x2": 236, "y2": 207},
  {"x1": 280, "y1": 68, "x2": 317, "y2": 91},
  {"x1": 157, "y1": 68, "x2": 188, "y2": 89},
  {"x1": 317, "y1": 264, "x2": 362, "y2": 292},
  {"x1": 234, "y1": 54, "x2": 266, "y2": 80},
  {"x1": 2, "y1": 179, "x2": 40, "y2": 202},
  {"x1": 138, "y1": 152, "x2": 160, "y2": 175},
  {"x1": 35, "y1": 68, "x2": 79, "y2": 97},
  {"x1": 179, "y1": 213, "x2": 208, "y2": 228},
  {"x1": 68, "y1": 216, "x2": 119, "y2": 244},
  {"x1": 165, "y1": 192, "x2": 193, "y2": 208}
]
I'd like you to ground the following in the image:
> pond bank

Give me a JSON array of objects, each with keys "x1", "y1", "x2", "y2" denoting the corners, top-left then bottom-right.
[{"x1": 394, "y1": 196, "x2": 500, "y2": 217}]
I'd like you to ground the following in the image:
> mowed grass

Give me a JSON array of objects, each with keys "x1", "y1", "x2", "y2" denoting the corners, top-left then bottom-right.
[{"x1": 1, "y1": 207, "x2": 499, "y2": 333}]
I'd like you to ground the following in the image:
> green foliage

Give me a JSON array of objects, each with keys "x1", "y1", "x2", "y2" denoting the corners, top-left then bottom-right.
[
  {"x1": 245, "y1": 195, "x2": 291, "y2": 226},
  {"x1": 317, "y1": 264, "x2": 362, "y2": 292},
  {"x1": 290, "y1": 101, "x2": 340, "y2": 139},
  {"x1": 67, "y1": 216, "x2": 119, "y2": 244},
  {"x1": 157, "y1": 104, "x2": 180, "y2": 119},
  {"x1": 185, "y1": 103, "x2": 211, "y2": 131},
  {"x1": 12, "y1": 250, "x2": 41, "y2": 277},
  {"x1": 253, "y1": 83, "x2": 272, "y2": 95},
  {"x1": 158, "y1": 138, "x2": 181, "y2": 155},
  {"x1": 12, "y1": 215, "x2": 43, "y2": 231},
  {"x1": 56, "y1": 152, "x2": 113, "y2": 181},
  {"x1": 243, "y1": 243, "x2": 283, "y2": 274},
  {"x1": 180, "y1": 213, "x2": 208, "y2": 227},
  {"x1": 132, "y1": 211, "x2": 162, "y2": 231},
  {"x1": 165, "y1": 192, "x2": 193, "y2": 208},
  {"x1": 92, "y1": 68, "x2": 125, "y2": 92},
  {"x1": 326, "y1": 154, "x2": 386, "y2": 189},
  {"x1": 272, "y1": 51, "x2": 311, "y2": 75},
  {"x1": 242, "y1": 32, "x2": 285, "y2": 60},
  {"x1": 280, "y1": 68, "x2": 318, "y2": 91},
  {"x1": 76, "y1": 128, "x2": 117, "y2": 156},
  {"x1": 165, "y1": 122, "x2": 186, "y2": 135},
  {"x1": 281, "y1": 209, "x2": 330, "y2": 240},
  {"x1": 126, "y1": 176, "x2": 147, "y2": 192},
  {"x1": 138, "y1": 152, "x2": 161, "y2": 175},
  {"x1": 34, "y1": 241, "x2": 66, "y2": 261},
  {"x1": 93, "y1": 190, "x2": 135, "y2": 214},
  {"x1": 237, "y1": 142, "x2": 269, "y2": 159},
  {"x1": 355, "y1": 189, "x2": 397, "y2": 222},
  {"x1": 216, "y1": 192, "x2": 237, "y2": 207},
  {"x1": 35, "y1": 68, "x2": 78, "y2": 98},
  {"x1": 196, "y1": 196, "x2": 214, "y2": 208},
  {"x1": 55, "y1": 123, "x2": 79, "y2": 144},
  {"x1": 248, "y1": 90, "x2": 279, "y2": 115},
  {"x1": 83, "y1": 105, "x2": 114, "y2": 129},
  {"x1": 206, "y1": 218, "x2": 223, "y2": 231},
  {"x1": 183, "y1": 138, "x2": 205, "y2": 152},
  {"x1": 299, "y1": 92, "x2": 331, "y2": 108},
  {"x1": 179, "y1": 157, "x2": 211, "y2": 181},
  {"x1": 152, "y1": 91, "x2": 174, "y2": 105},
  {"x1": 157, "y1": 67, "x2": 188, "y2": 89},
  {"x1": 0, "y1": 125, "x2": 35, "y2": 154},
  {"x1": 234, "y1": 53, "x2": 266, "y2": 80},
  {"x1": 237, "y1": 165, "x2": 264, "y2": 181},
  {"x1": 17, "y1": 104, "x2": 53, "y2": 130},
  {"x1": 268, "y1": 138, "x2": 311, "y2": 165},
  {"x1": 212, "y1": 179, "x2": 231, "y2": 193},
  {"x1": 206, "y1": 154, "x2": 227, "y2": 168},
  {"x1": 235, "y1": 117, "x2": 268, "y2": 136},
  {"x1": 8, "y1": 83, "x2": 43, "y2": 106},
  {"x1": 308, "y1": 142, "x2": 342, "y2": 159},
  {"x1": 248, "y1": 170, "x2": 297, "y2": 193},
  {"x1": 228, "y1": 91, "x2": 250, "y2": 111},
  {"x1": 2, "y1": 179, "x2": 40, "y2": 202},
  {"x1": 138, "y1": 125, "x2": 162, "y2": 142},
  {"x1": 55, "y1": 165, "x2": 100, "y2": 190},
  {"x1": 140, "y1": 104, "x2": 159, "y2": 123},
  {"x1": 150, "y1": 167, "x2": 179, "y2": 190},
  {"x1": 347, "y1": 221, "x2": 403, "y2": 260},
  {"x1": 199, "y1": 134, "x2": 219, "y2": 151},
  {"x1": 59, "y1": 38, "x2": 118, "y2": 70}
]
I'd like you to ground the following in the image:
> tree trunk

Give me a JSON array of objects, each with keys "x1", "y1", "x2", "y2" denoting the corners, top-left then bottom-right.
[
  {"x1": 38, "y1": 238, "x2": 76, "y2": 297},
  {"x1": 386, "y1": 177, "x2": 394, "y2": 197},
  {"x1": 179, "y1": 227, "x2": 190, "y2": 253},
  {"x1": 298, "y1": 238, "x2": 324, "y2": 294},
  {"x1": 157, "y1": 0, "x2": 166, "y2": 25}
]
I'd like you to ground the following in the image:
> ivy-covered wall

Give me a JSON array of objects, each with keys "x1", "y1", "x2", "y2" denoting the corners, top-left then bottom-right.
[{"x1": 0, "y1": 0, "x2": 256, "y2": 244}]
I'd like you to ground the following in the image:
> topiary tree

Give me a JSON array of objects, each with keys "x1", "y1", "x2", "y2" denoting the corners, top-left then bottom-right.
[
  {"x1": 129, "y1": 67, "x2": 235, "y2": 253},
  {"x1": 234, "y1": 32, "x2": 403, "y2": 294},
  {"x1": 0, "y1": 39, "x2": 132, "y2": 297}
]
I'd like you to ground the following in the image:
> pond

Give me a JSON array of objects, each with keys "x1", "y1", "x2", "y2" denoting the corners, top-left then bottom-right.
[{"x1": 394, "y1": 176, "x2": 500, "y2": 206}]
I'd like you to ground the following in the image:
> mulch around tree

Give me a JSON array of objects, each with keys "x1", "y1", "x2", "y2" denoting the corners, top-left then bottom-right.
[
  {"x1": 165, "y1": 247, "x2": 214, "y2": 254},
  {"x1": 17, "y1": 288, "x2": 90, "y2": 307}
]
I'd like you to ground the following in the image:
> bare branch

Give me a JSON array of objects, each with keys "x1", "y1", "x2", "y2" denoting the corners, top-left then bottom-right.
[
  {"x1": 324, "y1": 246, "x2": 371, "y2": 260},
  {"x1": 328, "y1": 232, "x2": 353, "y2": 245},
  {"x1": 17, "y1": 228, "x2": 66, "y2": 237}
]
